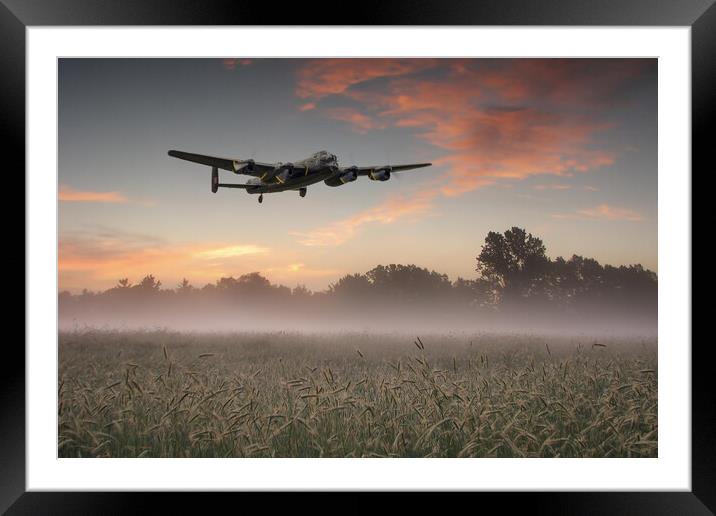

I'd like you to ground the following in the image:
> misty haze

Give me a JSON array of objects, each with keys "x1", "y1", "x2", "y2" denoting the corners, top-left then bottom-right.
[
  {"x1": 59, "y1": 228, "x2": 657, "y2": 458},
  {"x1": 60, "y1": 227, "x2": 656, "y2": 336}
]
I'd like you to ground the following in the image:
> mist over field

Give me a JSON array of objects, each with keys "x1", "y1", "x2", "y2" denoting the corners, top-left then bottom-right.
[
  {"x1": 59, "y1": 299, "x2": 656, "y2": 337},
  {"x1": 59, "y1": 228, "x2": 657, "y2": 337}
]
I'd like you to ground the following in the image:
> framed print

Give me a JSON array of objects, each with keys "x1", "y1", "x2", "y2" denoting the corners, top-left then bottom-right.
[{"x1": 5, "y1": 0, "x2": 709, "y2": 512}]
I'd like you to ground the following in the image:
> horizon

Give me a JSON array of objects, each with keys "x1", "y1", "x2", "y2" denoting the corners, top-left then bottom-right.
[
  {"x1": 59, "y1": 58, "x2": 657, "y2": 293},
  {"x1": 59, "y1": 234, "x2": 657, "y2": 295}
]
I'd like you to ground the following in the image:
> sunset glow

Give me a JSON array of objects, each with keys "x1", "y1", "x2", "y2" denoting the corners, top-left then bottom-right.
[{"x1": 59, "y1": 58, "x2": 657, "y2": 292}]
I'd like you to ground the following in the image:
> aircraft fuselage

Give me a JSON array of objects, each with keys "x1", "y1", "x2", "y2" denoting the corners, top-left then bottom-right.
[{"x1": 242, "y1": 151, "x2": 339, "y2": 194}]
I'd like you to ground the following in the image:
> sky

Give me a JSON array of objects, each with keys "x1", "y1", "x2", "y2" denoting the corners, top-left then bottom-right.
[{"x1": 58, "y1": 58, "x2": 657, "y2": 293}]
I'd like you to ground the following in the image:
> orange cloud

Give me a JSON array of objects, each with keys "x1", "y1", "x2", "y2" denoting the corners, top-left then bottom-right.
[
  {"x1": 292, "y1": 190, "x2": 437, "y2": 246},
  {"x1": 194, "y1": 244, "x2": 269, "y2": 260},
  {"x1": 355, "y1": 81, "x2": 615, "y2": 197},
  {"x1": 58, "y1": 228, "x2": 272, "y2": 291},
  {"x1": 295, "y1": 58, "x2": 437, "y2": 99},
  {"x1": 534, "y1": 184, "x2": 600, "y2": 191},
  {"x1": 222, "y1": 58, "x2": 253, "y2": 70},
  {"x1": 534, "y1": 184, "x2": 573, "y2": 191},
  {"x1": 58, "y1": 228, "x2": 347, "y2": 292},
  {"x1": 292, "y1": 59, "x2": 650, "y2": 245},
  {"x1": 297, "y1": 59, "x2": 623, "y2": 200},
  {"x1": 576, "y1": 204, "x2": 644, "y2": 221},
  {"x1": 59, "y1": 185, "x2": 127, "y2": 203},
  {"x1": 299, "y1": 102, "x2": 317, "y2": 111},
  {"x1": 325, "y1": 108, "x2": 385, "y2": 134}
]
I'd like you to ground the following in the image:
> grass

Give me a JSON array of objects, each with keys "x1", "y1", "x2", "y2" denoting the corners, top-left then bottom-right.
[{"x1": 58, "y1": 330, "x2": 657, "y2": 458}]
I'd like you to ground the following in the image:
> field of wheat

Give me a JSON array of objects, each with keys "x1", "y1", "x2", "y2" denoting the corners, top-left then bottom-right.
[{"x1": 58, "y1": 331, "x2": 657, "y2": 458}]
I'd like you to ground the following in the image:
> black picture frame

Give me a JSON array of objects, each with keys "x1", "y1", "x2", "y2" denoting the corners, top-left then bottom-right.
[{"x1": 4, "y1": 0, "x2": 708, "y2": 512}]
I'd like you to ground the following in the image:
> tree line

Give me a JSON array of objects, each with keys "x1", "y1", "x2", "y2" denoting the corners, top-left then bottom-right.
[{"x1": 59, "y1": 227, "x2": 657, "y2": 329}]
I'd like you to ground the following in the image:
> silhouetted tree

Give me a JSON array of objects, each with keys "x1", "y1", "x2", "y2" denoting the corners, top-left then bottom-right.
[
  {"x1": 136, "y1": 274, "x2": 161, "y2": 292},
  {"x1": 452, "y1": 277, "x2": 491, "y2": 307},
  {"x1": 237, "y1": 272, "x2": 271, "y2": 293},
  {"x1": 329, "y1": 273, "x2": 372, "y2": 298},
  {"x1": 366, "y1": 264, "x2": 452, "y2": 302},
  {"x1": 550, "y1": 255, "x2": 606, "y2": 306},
  {"x1": 292, "y1": 284, "x2": 312, "y2": 298},
  {"x1": 216, "y1": 276, "x2": 239, "y2": 292},
  {"x1": 476, "y1": 227, "x2": 552, "y2": 305}
]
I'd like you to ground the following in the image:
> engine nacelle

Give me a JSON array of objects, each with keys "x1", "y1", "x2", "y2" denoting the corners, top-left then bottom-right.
[
  {"x1": 324, "y1": 167, "x2": 358, "y2": 187},
  {"x1": 341, "y1": 171, "x2": 358, "y2": 183},
  {"x1": 232, "y1": 159, "x2": 255, "y2": 174},
  {"x1": 369, "y1": 167, "x2": 392, "y2": 181},
  {"x1": 339, "y1": 167, "x2": 358, "y2": 184},
  {"x1": 275, "y1": 162, "x2": 297, "y2": 183}
]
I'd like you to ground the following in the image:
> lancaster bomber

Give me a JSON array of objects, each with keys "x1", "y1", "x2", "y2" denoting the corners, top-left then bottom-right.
[{"x1": 168, "y1": 149, "x2": 432, "y2": 203}]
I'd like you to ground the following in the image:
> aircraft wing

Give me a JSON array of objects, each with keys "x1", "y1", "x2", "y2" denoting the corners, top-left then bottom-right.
[
  {"x1": 354, "y1": 163, "x2": 432, "y2": 175},
  {"x1": 168, "y1": 150, "x2": 277, "y2": 177}
]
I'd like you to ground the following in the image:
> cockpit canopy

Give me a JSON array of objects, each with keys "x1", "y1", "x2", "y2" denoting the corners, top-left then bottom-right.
[{"x1": 314, "y1": 150, "x2": 337, "y2": 162}]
